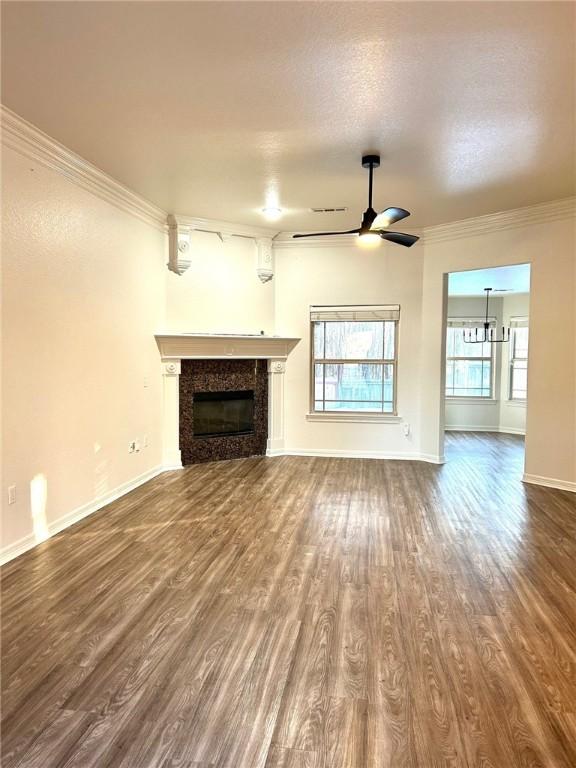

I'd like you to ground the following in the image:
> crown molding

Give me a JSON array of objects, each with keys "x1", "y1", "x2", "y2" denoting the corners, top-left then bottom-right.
[
  {"x1": 1, "y1": 105, "x2": 167, "y2": 231},
  {"x1": 174, "y1": 213, "x2": 277, "y2": 240},
  {"x1": 274, "y1": 198, "x2": 575, "y2": 249},
  {"x1": 274, "y1": 233, "x2": 364, "y2": 249},
  {"x1": 423, "y1": 197, "x2": 576, "y2": 244},
  {"x1": 4, "y1": 105, "x2": 573, "y2": 246}
]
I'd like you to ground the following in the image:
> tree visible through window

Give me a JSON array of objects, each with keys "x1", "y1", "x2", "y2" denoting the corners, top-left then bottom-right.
[
  {"x1": 312, "y1": 314, "x2": 398, "y2": 414},
  {"x1": 445, "y1": 321, "x2": 494, "y2": 398}
]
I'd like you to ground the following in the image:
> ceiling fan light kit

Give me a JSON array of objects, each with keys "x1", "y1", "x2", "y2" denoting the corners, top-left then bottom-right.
[{"x1": 293, "y1": 154, "x2": 419, "y2": 248}]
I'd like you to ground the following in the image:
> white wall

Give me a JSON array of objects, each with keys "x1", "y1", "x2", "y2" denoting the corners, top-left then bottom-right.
[
  {"x1": 420, "y1": 217, "x2": 575, "y2": 487},
  {"x1": 445, "y1": 295, "x2": 504, "y2": 431},
  {"x1": 274, "y1": 241, "x2": 426, "y2": 459},
  {"x1": 1, "y1": 146, "x2": 165, "y2": 558},
  {"x1": 165, "y1": 231, "x2": 274, "y2": 334},
  {"x1": 276, "y1": 215, "x2": 573, "y2": 487}
]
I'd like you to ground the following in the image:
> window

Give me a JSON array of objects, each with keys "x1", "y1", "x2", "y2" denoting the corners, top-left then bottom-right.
[
  {"x1": 509, "y1": 318, "x2": 529, "y2": 400},
  {"x1": 311, "y1": 305, "x2": 399, "y2": 414},
  {"x1": 445, "y1": 319, "x2": 494, "y2": 398}
]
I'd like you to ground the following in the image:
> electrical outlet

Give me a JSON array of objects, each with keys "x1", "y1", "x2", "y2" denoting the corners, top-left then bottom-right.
[
  {"x1": 134, "y1": 440, "x2": 141, "y2": 453},
  {"x1": 143, "y1": 376, "x2": 149, "y2": 388},
  {"x1": 8, "y1": 485, "x2": 16, "y2": 505},
  {"x1": 128, "y1": 441, "x2": 136, "y2": 453},
  {"x1": 403, "y1": 423, "x2": 411, "y2": 437}
]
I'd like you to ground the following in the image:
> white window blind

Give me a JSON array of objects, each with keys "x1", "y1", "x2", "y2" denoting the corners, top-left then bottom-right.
[
  {"x1": 310, "y1": 305, "x2": 400, "y2": 322},
  {"x1": 447, "y1": 317, "x2": 496, "y2": 329}
]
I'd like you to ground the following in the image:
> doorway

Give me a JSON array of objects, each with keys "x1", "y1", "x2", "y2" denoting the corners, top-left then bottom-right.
[{"x1": 442, "y1": 264, "x2": 531, "y2": 473}]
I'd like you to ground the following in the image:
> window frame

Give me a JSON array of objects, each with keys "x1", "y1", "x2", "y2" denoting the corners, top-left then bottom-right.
[
  {"x1": 508, "y1": 318, "x2": 529, "y2": 402},
  {"x1": 445, "y1": 318, "x2": 496, "y2": 400},
  {"x1": 309, "y1": 318, "x2": 399, "y2": 416}
]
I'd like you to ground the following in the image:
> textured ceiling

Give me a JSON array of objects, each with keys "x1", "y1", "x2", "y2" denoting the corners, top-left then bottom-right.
[{"x1": 2, "y1": 1, "x2": 574, "y2": 230}]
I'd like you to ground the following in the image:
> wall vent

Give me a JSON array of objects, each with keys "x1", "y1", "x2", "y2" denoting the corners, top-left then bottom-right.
[{"x1": 310, "y1": 207, "x2": 348, "y2": 213}]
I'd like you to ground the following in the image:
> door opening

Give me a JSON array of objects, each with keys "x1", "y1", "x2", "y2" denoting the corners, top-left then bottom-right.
[{"x1": 441, "y1": 264, "x2": 530, "y2": 474}]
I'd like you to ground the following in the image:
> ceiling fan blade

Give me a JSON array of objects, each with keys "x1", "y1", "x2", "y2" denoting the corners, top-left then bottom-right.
[
  {"x1": 380, "y1": 231, "x2": 419, "y2": 247},
  {"x1": 292, "y1": 229, "x2": 360, "y2": 239},
  {"x1": 370, "y1": 207, "x2": 411, "y2": 230}
]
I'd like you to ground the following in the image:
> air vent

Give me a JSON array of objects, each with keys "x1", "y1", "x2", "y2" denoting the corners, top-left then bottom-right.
[{"x1": 310, "y1": 207, "x2": 348, "y2": 213}]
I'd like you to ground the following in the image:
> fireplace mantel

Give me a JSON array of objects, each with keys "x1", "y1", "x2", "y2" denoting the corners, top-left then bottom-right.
[
  {"x1": 155, "y1": 333, "x2": 300, "y2": 469},
  {"x1": 155, "y1": 333, "x2": 300, "y2": 361}
]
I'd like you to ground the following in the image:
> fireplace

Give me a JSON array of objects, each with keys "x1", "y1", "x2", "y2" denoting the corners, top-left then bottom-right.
[
  {"x1": 180, "y1": 359, "x2": 268, "y2": 464},
  {"x1": 193, "y1": 390, "x2": 255, "y2": 438},
  {"x1": 155, "y1": 333, "x2": 301, "y2": 469}
]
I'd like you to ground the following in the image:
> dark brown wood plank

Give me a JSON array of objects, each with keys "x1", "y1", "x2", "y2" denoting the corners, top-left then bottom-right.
[{"x1": 2, "y1": 433, "x2": 576, "y2": 767}]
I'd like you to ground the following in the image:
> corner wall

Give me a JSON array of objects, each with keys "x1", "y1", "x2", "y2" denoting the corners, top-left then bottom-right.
[
  {"x1": 164, "y1": 231, "x2": 274, "y2": 334},
  {"x1": 1, "y1": 146, "x2": 166, "y2": 560}
]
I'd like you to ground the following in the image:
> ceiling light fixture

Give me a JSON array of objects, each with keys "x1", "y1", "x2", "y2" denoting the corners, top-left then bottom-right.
[
  {"x1": 463, "y1": 288, "x2": 510, "y2": 344},
  {"x1": 262, "y1": 207, "x2": 282, "y2": 221}
]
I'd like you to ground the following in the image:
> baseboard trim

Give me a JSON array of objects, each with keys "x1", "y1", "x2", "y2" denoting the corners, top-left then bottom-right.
[
  {"x1": 267, "y1": 448, "x2": 445, "y2": 464},
  {"x1": 0, "y1": 465, "x2": 165, "y2": 566},
  {"x1": 522, "y1": 474, "x2": 576, "y2": 493},
  {"x1": 446, "y1": 426, "x2": 525, "y2": 435}
]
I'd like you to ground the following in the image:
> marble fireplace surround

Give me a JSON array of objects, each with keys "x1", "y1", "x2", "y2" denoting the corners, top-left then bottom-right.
[{"x1": 155, "y1": 333, "x2": 300, "y2": 468}]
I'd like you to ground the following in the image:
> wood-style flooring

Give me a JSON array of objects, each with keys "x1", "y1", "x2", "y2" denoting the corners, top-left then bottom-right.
[{"x1": 2, "y1": 432, "x2": 576, "y2": 767}]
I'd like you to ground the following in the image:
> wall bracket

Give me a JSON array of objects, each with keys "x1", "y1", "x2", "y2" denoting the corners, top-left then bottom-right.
[
  {"x1": 256, "y1": 237, "x2": 274, "y2": 283},
  {"x1": 167, "y1": 214, "x2": 192, "y2": 275}
]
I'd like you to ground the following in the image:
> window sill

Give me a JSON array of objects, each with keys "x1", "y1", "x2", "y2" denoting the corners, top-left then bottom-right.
[
  {"x1": 506, "y1": 399, "x2": 527, "y2": 407},
  {"x1": 306, "y1": 412, "x2": 401, "y2": 424},
  {"x1": 445, "y1": 397, "x2": 498, "y2": 405}
]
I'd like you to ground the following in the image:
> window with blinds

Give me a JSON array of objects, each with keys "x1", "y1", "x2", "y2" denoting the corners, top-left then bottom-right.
[
  {"x1": 509, "y1": 317, "x2": 529, "y2": 400},
  {"x1": 310, "y1": 305, "x2": 399, "y2": 414},
  {"x1": 445, "y1": 317, "x2": 495, "y2": 398}
]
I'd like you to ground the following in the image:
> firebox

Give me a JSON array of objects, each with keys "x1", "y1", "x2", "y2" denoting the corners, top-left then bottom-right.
[{"x1": 192, "y1": 390, "x2": 255, "y2": 438}]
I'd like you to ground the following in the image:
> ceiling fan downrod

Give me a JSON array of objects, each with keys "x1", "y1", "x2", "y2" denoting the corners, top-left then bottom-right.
[{"x1": 361, "y1": 154, "x2": 380, "y2": 231}]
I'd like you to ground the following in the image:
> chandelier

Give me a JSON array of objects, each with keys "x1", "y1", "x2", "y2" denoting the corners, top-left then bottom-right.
[{"x1": 463, "y1": 288, "x2": 510, "y2": 344}]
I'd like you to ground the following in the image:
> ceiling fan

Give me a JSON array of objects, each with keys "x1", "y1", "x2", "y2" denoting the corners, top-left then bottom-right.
[{"x1": 293, "y1": 155, "x2": 419, "y2": 247}]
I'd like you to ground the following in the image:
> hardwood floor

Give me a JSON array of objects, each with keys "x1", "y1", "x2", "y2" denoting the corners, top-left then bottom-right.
[{"x1": 2, "y1": 433, "x2": 576, "y2": 767}]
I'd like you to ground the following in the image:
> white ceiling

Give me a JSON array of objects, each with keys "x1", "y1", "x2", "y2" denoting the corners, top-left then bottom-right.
[
  {"x1": 2, "y1": 2, "x2": 574, "y2": 231},
  {"x1": 448, "y1": 264, "x2": 531, "y2": 296}
]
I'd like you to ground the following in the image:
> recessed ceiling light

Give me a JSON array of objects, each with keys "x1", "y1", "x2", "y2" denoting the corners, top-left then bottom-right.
[{"x1": 262, "y1": 207, "x2": 282, "y2": 221}]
